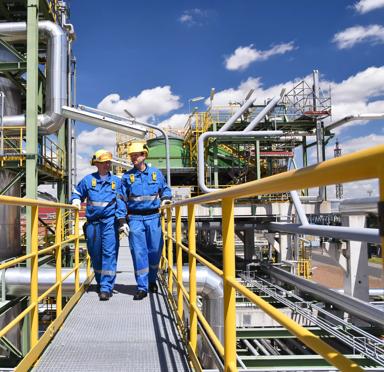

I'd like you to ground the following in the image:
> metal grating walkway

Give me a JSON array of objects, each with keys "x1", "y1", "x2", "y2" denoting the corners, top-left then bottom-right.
[{"x1": 33, "y1": 238, "x2": 191, "y2": 372}]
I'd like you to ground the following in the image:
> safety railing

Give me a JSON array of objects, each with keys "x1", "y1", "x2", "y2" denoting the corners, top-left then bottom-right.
[
  {"x1": 0, "y1": 196, "x2": 93, "y2": 371},
  {"x1": 160, "y1": 144, "x2": 384, "y2": 372}
]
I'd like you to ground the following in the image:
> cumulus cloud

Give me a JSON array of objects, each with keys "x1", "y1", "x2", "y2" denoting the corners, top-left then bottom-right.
[
  {"x1": 179, "y1": 8, "x2": 209, "y2": 26},
  {"x1": 353, "y1": 0, "x2": 384, "y2": 13},
  {"x1": 158, "y1": 113, "x2": 190, "y2": 130},
  {"x1": 225, "y1": 42, "x2": 296, "y2": 71},
  {"x1": 332, "y1": 24, "x2": 384, "y2": 49},
  {"x1": 97, "y1": 86, "x2": 182, "y2": 122}
]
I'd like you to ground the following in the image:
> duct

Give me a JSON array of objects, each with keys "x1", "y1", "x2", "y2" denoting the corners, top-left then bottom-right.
[
  {"x1": 218, "y1": 93, "x2": 256, "y2": 132},
  {"x1": 243, "y1": 89, "x2": 286, "y2": 132},
  {"x1": 266, "y1": 265, "x2": 384, "y2": 329},
  {"x1": 1, "y1": 267, "x2": 88, "y2": 297},
  {"x1": 75, "y1": 105, "x2": 172, "y2": 186},
  {"x1": 0, "y1": 21, "x2": 67, "y2": 134},
  {"x1": 326, "y1": 113, "x2": 384, "y2": 132},
  {"x1": 197, "y1": 130, "x2": 285, "y2": 193},
  {"x1": 268, "y1": 222, "x2": 380, "y2": 244}
]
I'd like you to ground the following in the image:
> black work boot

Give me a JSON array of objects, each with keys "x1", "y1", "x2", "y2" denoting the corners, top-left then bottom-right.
[
  {"x1": 149, "y1": 283, "x2": 158, "y2": 293},
  {"x1": 99, "y1": 291, "x2": 110, "y2": 301},
  {"x1": 133, "y1": 290, "x2": 147, "y2": 300}
]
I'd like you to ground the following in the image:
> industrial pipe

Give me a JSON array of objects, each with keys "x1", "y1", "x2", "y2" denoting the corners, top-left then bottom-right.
[
  {"x1": 0, "y1": 21, "x2": 67, "y2": 134},
  {"x1": 326, "y1": 113, "x2": 384, "y2": 131}
]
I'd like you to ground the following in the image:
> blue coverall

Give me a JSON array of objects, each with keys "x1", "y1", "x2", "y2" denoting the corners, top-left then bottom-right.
[
  {"x1": 121, "y1": 164, "x2": 172, "y2": 292},
  {"x1": 71, "y1": 172, "x2": 126, "y2": 293}
]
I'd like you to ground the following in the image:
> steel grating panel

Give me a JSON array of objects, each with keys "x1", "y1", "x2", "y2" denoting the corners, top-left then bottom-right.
[{"x1": 33, "y1": 238, "x2": 191, "y2": 371}]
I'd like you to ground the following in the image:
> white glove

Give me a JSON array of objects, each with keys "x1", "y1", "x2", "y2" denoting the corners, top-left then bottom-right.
[
  {"x1": 161, "y1": 199, "x2": 172, "y2": 207},
  {"x1": 72, "y1": 199, "x2": 81, "y2": 210},
  {"x1": 119, "y1": 223, "x2": 129, "y2": 236}
]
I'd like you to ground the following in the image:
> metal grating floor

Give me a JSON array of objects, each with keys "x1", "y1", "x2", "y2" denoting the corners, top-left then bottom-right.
[{"x1": 33, "y1": 238, "x2": 191, "y2": 372}]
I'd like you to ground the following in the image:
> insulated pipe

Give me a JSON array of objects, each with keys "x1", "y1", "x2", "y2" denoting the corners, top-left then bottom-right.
[
  {"x1": 1, "y1": 268, "x2": 88, "y2": 297},
  {"x1": 267, "y1": 265, "x2": 384, "y2": 329},
  {"x1": 179, "y1": 266, "x2": 224, "y2": 342},
  {"x1": 290, "y1": 190, "x2": 309, "y2": 225},
  {"x1": 243, "y1": 89, "x2": 286, "y2": 132},
  {"x1": 218, "y1": 93, "x2": 256, "y2": 132},
  {"x1": 76, "y1": 105, "x2": 172, "y2": 186},
  {"x1": 0, "y1": 21, "x2": 67, "y2": 134},
  {"x1": 268, "y1": 222, "x2": 380, "y2": 244},
  {"x1": 326, "y1": 113, "x2": 384, "y2": 132},
  {"x1": 198, "y1": 131, "x2": 285, "y2": 193}
]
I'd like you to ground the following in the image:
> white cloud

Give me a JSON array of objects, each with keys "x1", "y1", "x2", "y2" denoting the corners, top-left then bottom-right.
[
  {"x1": 97, "y1": 86, "x2": 182, "y2": 122},
  {"x1": 332, "y1": 24, "x2": 384, "y2": 49},
  {"x1": 225, "y1": 42, "x2": 296, "y2": 71},
  {"x1": 179, "y1": 8, "x2": 209, "y2": 26},
  {"x1": 354, "y1": 0, "x2": 384, "y2": 13},
  {"x1": 158, "y1": 113, "x2": 190, "y2": 130}
]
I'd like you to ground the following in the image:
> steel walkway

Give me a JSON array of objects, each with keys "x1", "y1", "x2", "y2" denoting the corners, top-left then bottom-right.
[{"x1": 33, "y1": 238, "x2": 191, "y2": 371}]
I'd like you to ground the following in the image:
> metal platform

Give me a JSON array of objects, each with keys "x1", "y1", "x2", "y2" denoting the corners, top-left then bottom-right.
[{"x1": 33, "y1": 238, "x2": 191, "y2": 371}]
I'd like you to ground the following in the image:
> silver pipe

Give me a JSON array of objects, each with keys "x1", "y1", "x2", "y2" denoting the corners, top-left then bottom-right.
[
  {"x1": 77, "y1": 105, "x2": 172, "y2": 186},
  {"x1": 269, "y1": 222, "x2": 380, "y2": 244},
  {"x1": 326, "y1": 113, "x2": 384, "y2": 131},
  {"x1": 198, "y1": 131, "x2": 285, "y2": 193},
  {"x1": 2, "y1": 267, "x2": 88, "y2": 297},
  {"x1": 267, "y1": 265, "x2": 384, "y2": 328},
  {"x1": 218, "y1": 93, "x2": 256, "y2": 132},
  {"x1": 0, "y1": 21, "x2": 67, "y2": 134},
  {"x1": 243, "y1": 89, "x2": 285, "y2": 132},
  {"x1": 290, "y1": 190, "x2": 309, "y2": 225}
]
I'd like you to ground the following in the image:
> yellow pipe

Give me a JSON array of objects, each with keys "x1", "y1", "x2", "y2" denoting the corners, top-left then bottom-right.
[
  {"x1": 0, "y1": 253, "x2": 35, "y2": 270},
  {"x1": 160, "y1": 212, "x2": 166, "y2": 270},
  {"x1": 188, "y1": 204, "x2": 197, "y2": 353},
  {"x1": 222, "y1": 198, "x2": 237, "y2": 372},
  {"x1": 55, "y1": 207, "x2": 62, "y2": 316},
  {"x1": 175, "y1": 206, "x2": 183, "y2": 319},
  {"x1": 379, "y1": 165, "x2": 384, "y2": 271},
  {"x1": 167, "y1": 208, "x2": 173, "y2": 293},
  {"x1": 227, "y1": 277, "x2": 364, "y2": 372},
  {"x1": 0, "y1": 194, "x2": 73, "y2": 209},
  {"x1": 74, "y1": 209, "x2": 80, "y2": 291},
  {"x1": 30, "y1": 206, "x2": 39, "y2": 348}
]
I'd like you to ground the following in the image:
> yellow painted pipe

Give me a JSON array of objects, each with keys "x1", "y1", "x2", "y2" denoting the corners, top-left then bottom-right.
[
  {"x1": 55, "y1": 207, "x2": 62, "y2": 316},
  {"x1": 175, "y1": 206, "x2": 183, "y2": 319}
]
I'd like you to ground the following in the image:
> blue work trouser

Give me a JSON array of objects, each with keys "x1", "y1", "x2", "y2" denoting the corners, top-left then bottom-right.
[
  {"x1": 128, "y1": 213, "x2": 163, "y2": 292},
  {"x1": 86, "y1": 217, "x2": 119, "y2": 293}
]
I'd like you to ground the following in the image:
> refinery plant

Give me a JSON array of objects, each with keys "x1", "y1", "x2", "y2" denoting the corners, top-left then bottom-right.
[{"x1": 0, "y1": 1, "x2": 383, "y2": 371}]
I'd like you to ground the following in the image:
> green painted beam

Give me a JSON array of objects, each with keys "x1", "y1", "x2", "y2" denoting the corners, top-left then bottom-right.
[
  {"x1": 0, "y1": 61, "x2": 27, "y2": 72},
  {"x1": 237, "y1": 327, "x2": 328, "y2": 339}
]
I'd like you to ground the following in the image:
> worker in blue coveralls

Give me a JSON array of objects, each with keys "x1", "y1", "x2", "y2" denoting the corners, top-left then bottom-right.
[
  {"x1": 121, "y1": 140, "x2": 172, "y2": 301},
  {"x1": 71, "y1": 149, "x2": 128, "y2": 301}
]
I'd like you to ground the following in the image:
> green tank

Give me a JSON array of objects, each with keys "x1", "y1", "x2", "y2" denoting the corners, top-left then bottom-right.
[{"x1": 147, "y1": 136, "x2": 190, "y2": 169}]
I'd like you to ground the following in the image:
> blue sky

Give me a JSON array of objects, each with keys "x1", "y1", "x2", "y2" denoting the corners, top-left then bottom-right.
[{"x1": 66, "y1": 0, "x2": 384, "y2": 197}]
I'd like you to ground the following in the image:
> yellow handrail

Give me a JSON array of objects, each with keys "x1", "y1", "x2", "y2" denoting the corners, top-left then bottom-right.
[
  {"x1": 0, "y1": 196, "x2": 93, "y2": 371},
  {"x1": 161, "y1": 144, "x2": 384, "y2": 372}
]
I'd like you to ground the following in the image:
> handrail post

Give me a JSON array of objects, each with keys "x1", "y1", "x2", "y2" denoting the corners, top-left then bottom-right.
[
  {"x1": 188, "y1": 204, "x2": 197, "y2": 352},
  {"x1": 222, "y1": 197, "x2": 237, "y2": 372},
  {"x1": 167, "y1": 208, "x2": 173, "y2": 294},
  {"x1": 30, "y1": 205, "x2": 39, "y2": 348},
  {"x1": 55, "y1": 207, "x2": 62, "y2": 316},
  {"x1": 160, "y1": 211, "x2": 166, "y2": 270},
  {"x1": 74, "y1": 208, "x2": 80, "y2": 291},
  {"x1": 175, "y1": 206, "x2": 183, "y2": 319}
]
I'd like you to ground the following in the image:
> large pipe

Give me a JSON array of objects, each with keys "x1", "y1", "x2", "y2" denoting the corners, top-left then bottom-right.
[
  {"x1": 218, "y1": 92, "x2": 256, "y2": 132},
  {"x1": 1, "y1": 268, "x2": 88, "y2": 297},
  {"x1": 0, "y1": 21, "x2": 67, "y2": 134},
  {"x1": 326, "y1": 113, "x2": 384, "y2": 132},
  {"x1": 243, "y1": 89, "x2": 286, "y2": 132},
  {"x1": 267, "y1": 265, "x2": 384, "y2": 329}
]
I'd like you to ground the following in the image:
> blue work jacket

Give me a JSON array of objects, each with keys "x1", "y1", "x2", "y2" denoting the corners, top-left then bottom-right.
[
  {"x1": 121, "y1": 164, "x2": 172, "y2": 212},
  {"x1": 71, "y1": 172, "x2": 127, "y2": 221}
]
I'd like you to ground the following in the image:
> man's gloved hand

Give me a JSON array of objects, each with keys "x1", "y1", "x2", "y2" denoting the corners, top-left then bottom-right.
[
  {"x1": 118, "y1": 218, "x2": 129, "y2": 236},
  {"x1": 160, "y1": 199, "x2": 172, "y2": 208},
  {"x1": 72, "y1": 199, "x2": 81, "y2": 210}
]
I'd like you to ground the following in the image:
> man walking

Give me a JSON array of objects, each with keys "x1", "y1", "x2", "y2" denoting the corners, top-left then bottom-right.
[
  {"x1": 71, "y1": 149, "x2": 128, "y2": 301},
  {"x1": 121, "y1": 140, "x2": 172, "y2": 300}
]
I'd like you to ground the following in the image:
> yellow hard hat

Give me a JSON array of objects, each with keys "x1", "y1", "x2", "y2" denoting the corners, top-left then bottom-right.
[
  {"x1": 127, "y1": 140, "x2": 149, "y2": 156},
  {"x1": 90, "y1": 149, "x2": 113, "y2": 165}
]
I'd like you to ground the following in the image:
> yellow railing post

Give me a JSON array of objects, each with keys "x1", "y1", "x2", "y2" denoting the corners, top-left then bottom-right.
[
  {"x1": 74, "y1": 208, "x2": 80, "y2": 291},
  {"x1": 30, "y1": 205, "x2": 39, "y2": 348},
  {"x1": 167, "y1": 208, "x2": 173, "y2": 294},
  {"x1": 160, "y1": 212, "x2": 166, "y2": 270},
  {"x1": 55, "y1": 207, "x2": 62, "y2": 316},
  {"x1": 175, "y1": 206, "x2": 183, "y2": 319},
  {"x1": 222, "y1": 197, "x2": 237, "y2": 372},
  {"x1": 188, "y1": 204, "x2": 197, "y2": 353},
  {"x1": 379, "y1": 164, "x2": 384, "y2": 270}
]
